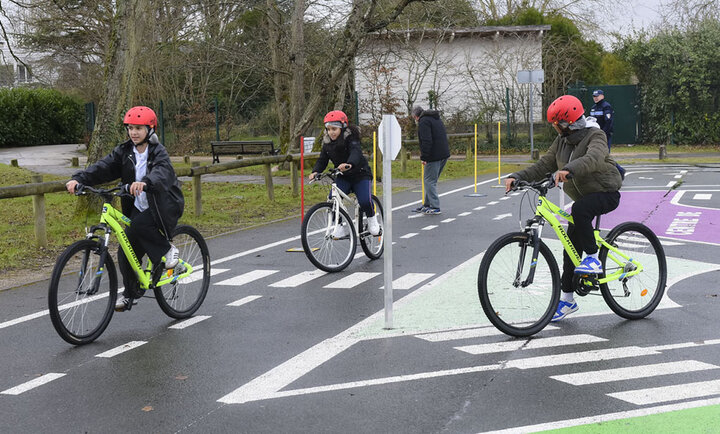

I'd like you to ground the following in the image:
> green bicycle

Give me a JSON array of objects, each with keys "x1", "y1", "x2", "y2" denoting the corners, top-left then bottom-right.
[
  {"x1": 478, "y1": 175, "x2": 667, "y2": 337},
  {"x1": 48, "y1": 185, "x2": 210, "y2": 345}
]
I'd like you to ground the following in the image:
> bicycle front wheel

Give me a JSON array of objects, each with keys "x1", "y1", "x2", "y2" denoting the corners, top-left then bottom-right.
[
  {"x1": 154, "y1": 225, "x2": 211, "y2": 319},
  {"x1": 478, "y1": 232, "x2": 560, "y2": 337},
  {"x1": 301, "y1": 203, "x2": 357, "y2": 272},
  {"x1": 48, "y1": 239, "x2": 117, "y2": 345},
  {"x1": 599, "y1": 222, "x2": 667, "y2": 319},
  {"x1": 360, "y1": 195, "x2": 384, "y2": 260}
]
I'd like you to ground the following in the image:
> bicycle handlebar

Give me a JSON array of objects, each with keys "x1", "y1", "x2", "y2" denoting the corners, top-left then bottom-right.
[
  {"x1": 309, "y1": 168, "x2": 343, "y2": 184},
  {"x1": 510, "y1": 172, "x2": 572, "y2": 195},
  {"x1": 74, "y1": 184, "x2": 138, "y2": 198}
]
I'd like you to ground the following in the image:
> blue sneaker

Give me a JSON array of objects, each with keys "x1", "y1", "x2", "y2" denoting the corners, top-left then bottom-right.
[
  {"x1": 412, "y1": 206, "x2": 429, "y2": 213},
  {"x1": 551, "y1": 300, "x2": 578, "y2": 322},
  {"x1": 574, "y1": 256, "x2": 603, "y2": 274},
  {"x1": 424, "y1": 207, "x2": 442, "y2": 215}
]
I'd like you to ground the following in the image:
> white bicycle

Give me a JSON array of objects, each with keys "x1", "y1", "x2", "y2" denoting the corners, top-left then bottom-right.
[{"x1": 301, "y1": 169, "x2": 384, "y2": 272}]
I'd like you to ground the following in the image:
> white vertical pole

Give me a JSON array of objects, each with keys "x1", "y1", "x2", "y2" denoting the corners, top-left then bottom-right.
[
  {"x1": 529, "y1": 82, "x2": 534, "y2": 158},
  {"x1": 382, "y1": 115, "x2": 394, "y2": 329}
]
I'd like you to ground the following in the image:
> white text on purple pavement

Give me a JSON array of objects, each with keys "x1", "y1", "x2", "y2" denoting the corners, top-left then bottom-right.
[{"x1": 665, "y1": 211, "x2": 702, "y2": 236}]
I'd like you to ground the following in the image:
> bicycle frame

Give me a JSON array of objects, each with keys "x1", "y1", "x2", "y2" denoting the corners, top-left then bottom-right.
[
  {"x1": 532, "y1": 195, "x2": 643, "y2": 285},
  {"x1": 93, "y1": 202, "x2": 193, "y2": 289}
]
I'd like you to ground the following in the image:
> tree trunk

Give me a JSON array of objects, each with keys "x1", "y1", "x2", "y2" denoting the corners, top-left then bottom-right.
[
  {"x1": 287, "y1": 0, "x2": 305, "y2": 154},
  {"x1": 87, "y1": 0, "x2": 151, "y2": 164},
  {"x1": 266, "y1": 0, "x2": 289, "y2": 151}
]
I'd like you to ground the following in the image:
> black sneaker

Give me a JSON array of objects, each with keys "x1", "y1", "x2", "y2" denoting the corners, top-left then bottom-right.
[{"x1": 412, "y1": 206, "x2": 429, "y2": 213}]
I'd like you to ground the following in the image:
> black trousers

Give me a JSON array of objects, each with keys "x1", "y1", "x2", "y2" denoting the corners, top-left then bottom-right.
[
  {"x1": 117, "y1": 208, "x2": 171, "y2": 298},
  {"x1": 561, "y1": 191, "x2": 621, "y2": 293}
]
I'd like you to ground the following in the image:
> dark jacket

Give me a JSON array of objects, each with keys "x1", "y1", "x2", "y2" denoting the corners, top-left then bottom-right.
[
  {"x1": 313, "y1": 126, "x2": 372, "y2": 181},
  {"x1": 590, "y1": 99, "x2": 614, "y2": 136},
  {"x1": 72, "y1": 136, "x2": 184, "y2": 236},
  {"x1": 417, "y1": 110, "x2": 450, "y2": 162},
  {"x1": 510, "y1": 126, "x2": 622, "y2": 201}
]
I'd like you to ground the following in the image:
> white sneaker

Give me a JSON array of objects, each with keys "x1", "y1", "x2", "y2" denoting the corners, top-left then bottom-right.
[
  {"x1": 367, "y1": 215, "x2": 380, "y2": 236},
  {"x1": 115, "y1": 296, "x2": 133, "y2": 312},
  {"x1": 332, "y1": 224, "x2": 350, "y2": 239},
  {"x1": 164, "y1": 244, "x2": 179, "y2": 269}
]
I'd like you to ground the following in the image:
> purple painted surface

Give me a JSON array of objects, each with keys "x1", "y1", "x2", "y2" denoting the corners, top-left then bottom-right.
[{"x1": 600, "y1": 191, "x2": 720, "y2": 244}]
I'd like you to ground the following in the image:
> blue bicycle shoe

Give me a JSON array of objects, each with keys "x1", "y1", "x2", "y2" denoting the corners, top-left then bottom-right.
[
  {"x1": 574, "y1": 256, "x2": 603, "y2": 274},
  {"x1": 551, "y1": 300, "x2": 578, "y2": 322}
]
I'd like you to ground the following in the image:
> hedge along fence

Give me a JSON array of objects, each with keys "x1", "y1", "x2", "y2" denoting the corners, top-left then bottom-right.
[
  {"x1": 0, "y1": 88, "x2": 85, "y2": 148},
  {"x1": 0, "y1": 152, "x2": 317, "y2": 247}
]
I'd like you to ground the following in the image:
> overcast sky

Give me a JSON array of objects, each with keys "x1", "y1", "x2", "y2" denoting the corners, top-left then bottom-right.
[{"x1": 599, "y1": 0, "x2": 665, "y2": 47}]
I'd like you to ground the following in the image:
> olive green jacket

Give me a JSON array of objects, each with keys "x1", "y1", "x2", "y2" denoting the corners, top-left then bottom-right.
[{"x1": 510, "y1": 127, "x2": 622, "y2": 201}]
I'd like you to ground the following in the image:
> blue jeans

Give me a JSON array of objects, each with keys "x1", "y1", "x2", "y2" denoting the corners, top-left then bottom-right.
[
  {"x1": 335, "y1": 177, "x2": 375, "y2": 217},
  {"x1": 423, "y1": 159, "x2": 447, "y2": 209}
]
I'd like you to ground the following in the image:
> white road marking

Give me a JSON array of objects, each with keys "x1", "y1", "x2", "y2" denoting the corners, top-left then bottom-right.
[
  {"x1": 400, "y1": 233, "x2": 418, "y2": 239},
  {"x1": 441, "y1": 218, "x2": 456, "y2": 223},
  {"x1": 421, "y1": 225, "x2": 438, "y2": 230},
  {"x1": 666, "y1": 181, "x2": 677, "y2": 187},
  {"x1": 473, "y1": 206, "x2": 486, "y2": 211},
  {"x1": 216, "y1": 269, "x2": 279, "y2": 286},
  {"x1": 408, "y1": 214, "x2": 424, "y2": 219},
  {"x1": 182, "y1": 267, "x2": 229, "y2": 283},
  {"x1": 1, "y1": 373, "x2": 66, "y2": 395},
  {"x1": 551, "y1": 360, "x2": 718, "y2": 385},
  {"x1": 693, "y1": 193, "x2": 711, "y2": 200},
  {"x1": 324, "y1": 272, "x2": 380, "y2": 289},
  {"x1": 487, "y1": 201, "x2": 499, "y2": 205},
  {"x1": 380, "y1": 273, "x2": 435, "y2": 290},
  {"x1": 269, "y1": 271, "x2": 326, "y2": 287},
  {"x1": 169, "y1": 315, "x2": 211, "y2": 329},
  {"x1": 499, "y1": 196, "x2": 510, "y2": 200},
  {"x1": 506, "y1": 346, "x2": 660, "y2": 369},
  {"x1": 492, "y1": 213, "x2": 512, "y2": 220},
  {"x1": 227, "y1": 295, "x2": 263, "y2": 307},
  {"x1": 457, "y1": 212, "x2": 471, "y2": 217},
  {"x1": 455, "y1": 334, "x2": 606, "y2": 355},
  {"x1": 608, "y1": 379, "x2": 720, "y2": 405},
  {"x1": 415, "y1": 325, "x2": 559, "y2": 342},
  {"x1": 95, "y1": 341, "x2": 147, "y2": 358}
]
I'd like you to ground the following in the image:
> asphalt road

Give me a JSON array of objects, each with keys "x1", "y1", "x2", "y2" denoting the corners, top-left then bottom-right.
[{"x1": 1, "y1": 163, "x2": 719, "y2": 433}]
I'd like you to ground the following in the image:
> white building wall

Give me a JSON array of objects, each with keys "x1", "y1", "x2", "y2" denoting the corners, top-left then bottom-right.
[{"x1": 356, "y1": 29, "x2": 545, "y2": 126}]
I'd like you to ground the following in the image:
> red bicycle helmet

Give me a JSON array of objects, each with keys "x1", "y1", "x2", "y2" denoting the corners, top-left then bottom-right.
[
  {"x1": 123, "y1": 106, "x2": 158, "y2": 129},
  {"x1": 546, "y1": 95, "x2": 584, "y2": 125},
  {"x1": 323, "y1": 110, "x2": 348, "y2": 128}
]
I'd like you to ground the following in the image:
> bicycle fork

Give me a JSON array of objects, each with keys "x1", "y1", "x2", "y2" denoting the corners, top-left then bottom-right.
[{"x1": 514, "y1": 224, "x2": 543, "y2": 288}]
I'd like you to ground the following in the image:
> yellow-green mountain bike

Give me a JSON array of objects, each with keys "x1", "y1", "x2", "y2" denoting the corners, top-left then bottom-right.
[
  {"x1": 478, "y1": 175, "x2": 667, "y2": 337},
  {"x1": 48, "y1": 185, "x2": 210, "y2": 345}
]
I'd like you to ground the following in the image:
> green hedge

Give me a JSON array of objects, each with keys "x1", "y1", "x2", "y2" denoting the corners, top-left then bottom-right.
[{"x1": 0, "y1": 88, "x2": 84, "y2": 148}]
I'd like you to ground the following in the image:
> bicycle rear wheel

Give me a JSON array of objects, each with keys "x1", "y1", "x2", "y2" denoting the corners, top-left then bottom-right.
[
  {"x1": 154, "y1": 225, "x2": 211, "y2": 319},
  {"x1": 599, "y1": 222, "x2": 667, "y2": 319},
  {"x1": 360, "y1": 195, "x2": 384, "y2": 259},
  {"x1": 478, "y1": 232, "x2": 560, "y2": 337},
  {"x1": 301, "y1": 203, "x2": 357, "y2": 272},
  {"x1": 48, "y1": 240, "x2": 117, "y2": 345}
]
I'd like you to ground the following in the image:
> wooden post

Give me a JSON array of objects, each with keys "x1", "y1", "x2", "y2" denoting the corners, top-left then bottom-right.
[
  {"x1": 290, "y1": 158, "x2": 299, "y2": 197},
  {"x1": 71, "y1": 157, "x2": 79, "y2": 167},
  {"x1": 466, "y1": 140, "x2": 472, "y2": 161},
  {"x1": 32, "y1": 174, "x2": 47, "y2": 248},
  {"x1": 264, "y1": 163, "x2": 274, "y2": 201},
  {"x1": 10, "y1": 159, "x2": 18, "y2": 167},
  {"x1": 400, "y1": 145, "x2": 407, "y2": 173},
  {"x1": 659, "y1": 144, "x2": 667, "y2": 160},
  {"x1": 183, "y1": 155, "x2": 190, "y2": 164},
  {"x1": 192, "y1": 162, "x2": 202, "y2": 216}
]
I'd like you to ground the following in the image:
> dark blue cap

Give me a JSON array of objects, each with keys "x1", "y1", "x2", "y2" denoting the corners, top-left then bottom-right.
[{"x1": 592, "y1": 89, "x2": 604, "y2": 96}]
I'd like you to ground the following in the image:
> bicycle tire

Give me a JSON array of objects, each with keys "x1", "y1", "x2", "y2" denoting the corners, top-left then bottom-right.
[
  {"x1": 478, "y1": 232, "x2": 561, "y2": 337},
  {"x1": 360, "y1": 195, "x2": 384, "y2": 260},
  {"x1": 154, "y1": 225, "x2": 211, "y2": 319},
  {"x1": 48, "y1": 239, "x2": 117, "y2": 345},
  {"x1": 301, "y1": 203, "x2": 357, "y2": 272},
  {"x1": 599, "y1": 221, "x2": 667, "y2": 319}
]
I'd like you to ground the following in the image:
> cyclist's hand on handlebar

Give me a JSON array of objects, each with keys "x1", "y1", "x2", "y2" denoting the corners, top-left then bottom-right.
[
  {"x1": 504, "y1": 177, "x2": 516, "y2": 193},
  {"x1": 66, "y1": 180, "x2": 79, "y2": 194},
  {"x1": 309, "y1": 172, "x2": 317, "y2": 181},
  {"x1": 338, "y1": 163, "x2": 352, "y2": 172},
  {"x1": 554, "y1": 170, "x2": 571, "y2": 186},
  {"x1": 129, "y1": 181, "x2": 147, "y2": 196}
]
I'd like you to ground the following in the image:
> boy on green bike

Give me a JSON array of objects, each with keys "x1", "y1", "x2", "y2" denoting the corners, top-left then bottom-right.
[
  {"x1": 504, "y1": 95, "x2": 623, "y2": 322},
  {"x1": 65, "y1": 106, "x2": 184, "y2": 312}
]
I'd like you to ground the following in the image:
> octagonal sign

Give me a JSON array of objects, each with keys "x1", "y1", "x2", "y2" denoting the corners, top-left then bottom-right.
[{"x1": 378, "y1": 114, "x2": 402, "y2": 161}]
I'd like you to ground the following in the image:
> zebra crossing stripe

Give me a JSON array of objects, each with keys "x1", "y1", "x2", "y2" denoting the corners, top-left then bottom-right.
[
  {"x1": 457, "y1": 212, "x2": 471, "y2": 217},
  {"x1": 416, "y1": 325, "x2": 560, "y2": 342},
  {"x1": 421, "y1": 225, "x2": 438, "y2": 230},
  {"x1": 400, "y1": 233, "x2": 419, "y2": 239},
  {"x1": 456, "y1": 334, "x2": 607, "y2": 355},
  {"x1": 473, "y1": 206, "x2": 486, "y2": 211},
  {"x1": 169, "y1": 315, "x2": 211, "y2": 330},
  {"x1": 216, "y1": 270, "x2": 279, "y2": 286},
  {"x1": 269, "y1": 270, "x2": 326, "y2": 288},
  {"x1": 550, "y1": 360, "x2": 719, "y2": 386},
  {"x1": 227, "y1": 295, "x2": 262, "y2": 307},
  {"x1": 607, "y1": 379, "x2": 720, "y2": 405},
  {"x1": 506, "y1": 346, "x2": 660, "y2": 369},
  {"x1": 380, "y1": 273, "x2": 435, "y2": 290},
  {"x1": 324, "y1": 272, "x2": 380, "y2": 289},
  {"x1": 1, "y1": 373, "x2": 66, "y2": 395},
  {"x1": 441, "y1": 218, "x2": 456, "y2": 223}
]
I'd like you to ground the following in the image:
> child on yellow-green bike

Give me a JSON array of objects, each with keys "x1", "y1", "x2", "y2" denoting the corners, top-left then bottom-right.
[
  {"x1": 65, "y1": 106, "x2": 184, "y2": 312},
  {"x1": 504, "y1": 95, "x2": 623, "y2": 322}
]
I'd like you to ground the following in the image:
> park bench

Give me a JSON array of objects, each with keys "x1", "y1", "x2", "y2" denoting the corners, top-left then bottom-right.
[{"x1": 211, "y1": 140, "x2": 280, "y2": 163}]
